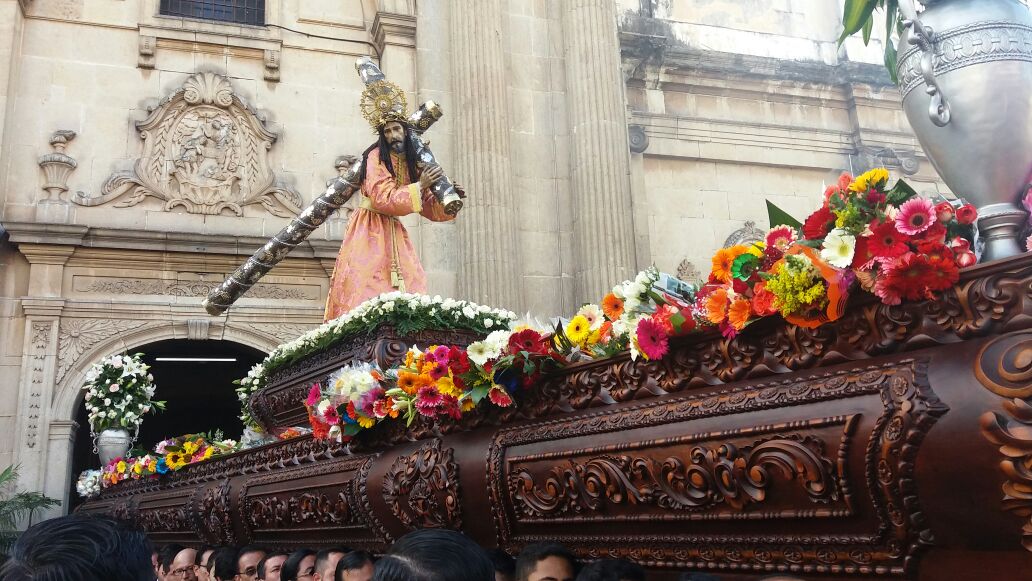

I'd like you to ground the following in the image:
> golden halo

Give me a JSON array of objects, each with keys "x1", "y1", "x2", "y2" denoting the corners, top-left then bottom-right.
[{"x1": 360, "y1": 80, "x2": 409, "y2": 131}]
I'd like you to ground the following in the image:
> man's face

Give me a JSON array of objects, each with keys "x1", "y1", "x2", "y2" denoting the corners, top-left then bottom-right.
[
  {"x1": 295, "y1": 555, "x2": 318, "y2": 581},
  {"x1": 315, "y1": 552, "x2": 346, "y2": 581},
  {"x1": 237, "y1": 550, "x2": 266, "y2": 581},
  {"x1": 527, "y1": 556, "x2": 575, "y2": 581},
  {"x1": 341, "y1": 562, "x2": 375, "y2": 581},
  {"x1": 259, "y1": 555, "x2": 287, "y2": 581},
  {"x1": 383, "y1": 121, "x2": 406, "y2": 153},
  {"x1": 196, "y1": 550, "x2": 215, "y2": 581},
  {"x1": 153, "y1": 552, "x2": 162, "y2": 580},
  {"x1": 169, "y1": 549, "x2": 199, "y2": 581}
]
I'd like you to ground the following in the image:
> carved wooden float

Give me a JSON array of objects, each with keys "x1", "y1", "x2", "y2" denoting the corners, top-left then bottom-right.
[{"x1": 79, "y1": 254, "x2": 1032, "y2": 580}]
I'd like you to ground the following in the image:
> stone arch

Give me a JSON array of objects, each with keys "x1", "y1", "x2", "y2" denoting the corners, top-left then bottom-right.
[
  {"x1": 48, "y1": 321, "x2": 279, "y2": 513},
  {"x1": 51, "y1": 322, "x2": 279, "y2": 423}
]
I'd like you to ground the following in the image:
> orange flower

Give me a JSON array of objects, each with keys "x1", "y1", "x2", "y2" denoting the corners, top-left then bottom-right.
[
  {"x1": 711, "y1": 245, "x2": 749, "y2": 283},
  {"x1": 727, "y1": 298, "x2": 753, "y2": 331},
  {"x1": 397, "y1": 371, "x2": 419, "y2": 394},
  {"x1": 601, "y1": 293, "x2": 624, "y2": 320},
  {"x1": 704, "y1": 288, "x2": 730, "y2": 324}
]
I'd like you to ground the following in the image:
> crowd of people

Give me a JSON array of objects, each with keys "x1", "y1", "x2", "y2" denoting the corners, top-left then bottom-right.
[{"x1": 0, "y1": 514, "x2": 806, "y2": 581}]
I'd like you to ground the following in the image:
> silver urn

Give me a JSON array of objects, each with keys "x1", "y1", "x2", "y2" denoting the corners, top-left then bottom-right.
[
  {"x1": 896, "y1": 0, "x2": 1032, "y2": 261},
  {"x1": 95, "y1": 428, "x2": 133, "y2": 466}
]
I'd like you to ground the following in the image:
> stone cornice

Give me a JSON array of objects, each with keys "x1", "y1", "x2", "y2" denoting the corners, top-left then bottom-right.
[
  {"x1": 0, "y1": 222, "x2": 331, "y2": 260},
  {"x1": 371, "y1": 11, "x2": 417, "y2": 53}
]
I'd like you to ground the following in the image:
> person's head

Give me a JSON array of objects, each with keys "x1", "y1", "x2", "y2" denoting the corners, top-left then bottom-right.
[
  {"x1": 314, "y1": 548, "x2": 349, "y2": 581},
  {"x1": 574, "y1": 559, "x2": 644, "y2": 581},
  {"x1": 168, "y1": 548, "x2": 200, "y2": 581},
  {"x1": 360, "y1": 120, "x2": 418, "y2": 184},
  {"x1": 281, "y1": 549, "x2": 318, "y2": 581},
  {"x1": 381, "y1": 121, "x2": 407, "y2": 154},
  {"x1": 195, "y1": 547, "x2": 216, "y2": 581},
  {"x1": 515, "y1": 543, "x2": 578, "y2": 581},
  {"x1": 160, "y1": 544, "x2": 188, "y2": 578},
  {"x1": 212, "y1": 547, "x2": 240, "y2": 581},
  {"x1": 1, "y1": 514, "x2": 154, "y2": 581},
  {"x1": 258, "y1": 552, "x2": 289, "y2": 581},
  {"x1": 335, "y1": 551, "x2": 375, "y2": 581},
  {"x1": 373, "y1": 529, "x2": 493, "y2": 581},
  {"x1": 238, "y1": 546, "x2": 267, "y2": 581},
  {"x1": 489, "y1": 549, "x2": 516, "y2": 581},
  {"x1": 153, "y1": 550, "x2": 163, "y2": 580}
]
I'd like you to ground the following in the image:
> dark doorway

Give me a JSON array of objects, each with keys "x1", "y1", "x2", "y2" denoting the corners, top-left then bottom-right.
[{"x1": 69, "y1": 339, "x2": 265, "y2": 509}]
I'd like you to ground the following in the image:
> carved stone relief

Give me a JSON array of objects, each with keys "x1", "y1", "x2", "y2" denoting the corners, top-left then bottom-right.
[
  {"x1": 675, "y1": 259, "x2": 700, "y2": 283},
  {"x1": 55, "y1": 319, "x2": 149, "y2": 385},
  {"x1": 38, "y1": 130, "x2": 77, "y2": 200},
  {"x1": 73, "y1": 277, "x2": 316, "y2": 300},
  {"x1": 723, "y1": 220, "x2": 765, "y2": 248},
  {"x1": 74, "y1": 72, "x2": 302, "y2": 217},
  {"x1": 24, "y1": 322, "x2": 51, "y2": 449}
]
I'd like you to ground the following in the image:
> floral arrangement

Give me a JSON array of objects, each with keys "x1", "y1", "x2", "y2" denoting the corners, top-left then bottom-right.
[
  {"x1": 75, "y1": 469, "x2": 101, "y2": 499},
  {"x1": 95, "y1": 432, "x2": 239, "y2": 489},
  {"x1": 243, "y1": 293, "x2": 519, "y2": 397},
  {"x1": 234, "y1": 362, "x2": 266, "y2": 432},
  {"x1": 698, "y1": 169, "x2": 976, "y2": 333},
  {"x1": 81, "y1": 353, "x2": 165, "y2": 439}
]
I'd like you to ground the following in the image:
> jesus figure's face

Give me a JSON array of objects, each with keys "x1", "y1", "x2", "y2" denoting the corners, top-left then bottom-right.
[{"x1": 383, "y1": 121, "x2": 406, "y2": 153}]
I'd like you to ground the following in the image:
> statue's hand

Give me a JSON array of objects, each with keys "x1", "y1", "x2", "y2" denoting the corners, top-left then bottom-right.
[{"x1": 419, "y1": 165, "x2": 444, "y2": 190}]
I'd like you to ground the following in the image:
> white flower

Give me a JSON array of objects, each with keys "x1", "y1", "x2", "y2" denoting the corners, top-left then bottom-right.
[
  {"x1": 624, "y1": 295, "x2": 642, "y2": 313},
  {"x1": 109, "y1": 385, "x2": 119, "y2": 392},
  {"x1": 576, "y1": 304, "x2": 604, "y2": 331},
  {"x1": 462, "y1": 305, "x2": 477, "y2": 319},
  {"x1": 442, "y1": 298, "x2": 458, "y2": 310},
  {"x1": 484, "y1": 318, "x2": 494, "y2": 328},
  {"x1": 466, "y1": 340, "x2": 501, "y2": 367},
  {"x1": 103, "y1": 398, "x2": 111, "y2": 406},
  {"x1": 419, "y1": 295, "x2": 432, "y2": 306},
  {"x1": 820, "y1": 228, "x2": 856, "y2": 269}
]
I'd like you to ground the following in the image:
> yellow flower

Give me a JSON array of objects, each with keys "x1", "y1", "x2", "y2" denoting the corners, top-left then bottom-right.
[
  {"x1": 201, "y1": 446, "x2": 214, "y2": 460},
  {"x1": 746, "y1": 242, "x2": 765, "y2": 258},
  {"x1": 116, "y1": 461, "x2": 127, "y2": 474},
  {"x1": 183, "y1": 441, "x2": 199, "y2": 455},
  {"x1": 357, "y1": 415, "x2": 375, "y2": 428},
  {"x1": 460, "y1": 398, "x2": 475, "y2": 412},
  {"x1": 849, "y1": 168, "x2": 889, "y2": 192},
  {"x1": 132, "y1": 462, "x2": 143, "y2": 475},
  {"x1": 566, "y1": 315, "x2": 591, "y2": 345},
  {"x1": 436, "y1": 376, "x2": 460, "y2": 397},
  {"x1": 166, "y1": 452, "x2": 187, "y2": 470}
]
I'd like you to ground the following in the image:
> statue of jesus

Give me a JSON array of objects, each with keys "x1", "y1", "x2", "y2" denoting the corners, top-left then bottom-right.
[{"x1": 323, "y1": 81, "x2": 462, "y2": 321}]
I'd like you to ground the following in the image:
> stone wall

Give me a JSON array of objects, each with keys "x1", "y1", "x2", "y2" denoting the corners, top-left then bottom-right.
[{"x1": 0, "y1": 0, "x2": 946, "y2": 514}]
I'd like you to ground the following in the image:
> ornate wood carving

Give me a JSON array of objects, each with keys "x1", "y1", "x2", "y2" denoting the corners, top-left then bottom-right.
[
  {"x1": 135, "y1": 490, "x2": 198, "y2": 535},
  {"x1": 490, "y1": 359, "x2": 946, "y2": 576},
  {"x1": 977, "y1": 330, "x2": 1032, "y2": 551},
  {"x1": 197, "y1": 480, "x2": 235, "y2": 545},
  {"x1": 383, "y1": 439, "x2": 462, "y2": 530}
]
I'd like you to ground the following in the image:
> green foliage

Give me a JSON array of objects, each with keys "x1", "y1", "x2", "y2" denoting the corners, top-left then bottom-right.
[
  {"x1": 766, "y1": 200, "x2": 803, "y2": 229},
  {"x1": 838, "y1": 0, "x2": 903, "y2": 84},
  {"x1": 0, "y1": 465, "x2": 59, "y2": 555}
]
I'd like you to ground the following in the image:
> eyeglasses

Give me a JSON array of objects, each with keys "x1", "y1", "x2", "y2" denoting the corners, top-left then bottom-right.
[
  {"x1": 170, "y1": 564, "x2": 199, "y2": 577},
  {"x1": 297, "y1": 567, "x2": 317, "y2": 579}
]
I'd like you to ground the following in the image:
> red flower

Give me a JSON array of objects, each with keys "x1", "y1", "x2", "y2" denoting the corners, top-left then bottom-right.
[
  {"x1": 489, "y1": 388, "x2": 513, "y2": 407},
  {"x1": 869, "y1": 221, "x2": 909, "y2": 260},
  {"x1": 956, "y1": 203, "x2": 978, "y2": 225},
  {"x1": 508, "y1": 329, "x2": 545, "y2": 355},
  {"x1": 866, "y1": 190, "x2": 886, "y2": 205},
  {"x1": 448, "y1": 349, "x2": 470, "y2": 375},
  {"x1": 914, "y1": 222, "x2": 948, "y2": 252},
  {"x1": 308, "y1": 412, "x2": 330, "y2": 440},
  {"x1": 875, "y1": 252, "x2": 959, "y2": 305},
  {"x1": 852, "y1": 236, "x2": 877, "y2": 269},
  {"x1": 956, "y1": 250, "x2": 977, "y2": 268},
  {"x1": 934, "y1": 202, "x2": 955, "y2": 223},
  {"x1": 803, "y1": 206, "x2": 835, "y2": 240},
  {"x1": 635, "y1": 318, "x2": 669, "y2": 360},
  {"x1": 950, "y1": 236, "x2": 971, "y2": 253},
  {"x1": 837, "y1": 172, "x2": 854, "y2": 191}
]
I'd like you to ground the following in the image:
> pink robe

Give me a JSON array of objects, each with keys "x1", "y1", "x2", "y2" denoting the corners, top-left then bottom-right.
[{"x1": 323, "y1": 148, "x2": 454, "y2": 321}]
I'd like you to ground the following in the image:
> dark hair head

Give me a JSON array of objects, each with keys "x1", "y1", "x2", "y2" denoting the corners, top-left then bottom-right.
[
  {"x1": 575, "y1": 559, "x2": 645, "y2": 581},
  {"x1": 314, "y1": 547, "x2": 350, "y2": 576},
  {"x1": 359, "y1": 122, "x2": 420, "y2": 185},
  {"x1": 212, "y1": 547, "x2": 240, "y2": 580},
  {"x1": 515, "y1": 543, "x2": 579, "y2": 581},
  {"x1": 1, "y1": 514, "x2": 153, "y2": 581},
  {"x1": 195, "y1": 545, "x2": 216, "y2": 567},
  {"x1": 258, "y1": 551, "x2": 289, "y2": 579},
  {"x1": 373, "y1": 529, "x2": 493, "y2": 581},
  {"x1": 158, "y1": 543, "x2": 186, "y2": 574},
  {"x1": 335, "y1": 551, "x2": 375, "y2": 581},
  {"x1": 489, "y1": 549, "x2": 516, "y2": 576},
  {"x1": 281, "y1": 549, "x2": 318, "y2": 581}
]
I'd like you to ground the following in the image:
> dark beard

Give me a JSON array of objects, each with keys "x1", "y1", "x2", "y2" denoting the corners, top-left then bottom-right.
[{"x1": 389, "y1": 141, "x2": 404, "y2": 153}]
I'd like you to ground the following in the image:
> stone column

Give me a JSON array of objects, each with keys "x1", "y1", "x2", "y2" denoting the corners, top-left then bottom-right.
[
  {"x1": 560, "y1": 0, "x2": 637, "y2": 302},
  {"x1": 450, "y1": 0, "x2": 522, "y2": 310}
]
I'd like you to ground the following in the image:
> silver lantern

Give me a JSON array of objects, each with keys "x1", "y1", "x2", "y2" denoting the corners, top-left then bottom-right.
[{"x1": 896, "y1": 0, "x2": 1032, "y2": 261}]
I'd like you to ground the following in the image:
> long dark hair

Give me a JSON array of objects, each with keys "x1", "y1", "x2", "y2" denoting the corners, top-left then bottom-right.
[
  {"x1": 281, "y1": 548, "x2": 317, "y2": 581},
  {"x1": 359, "y1": 121, "x2": 420, "y2": 184}
]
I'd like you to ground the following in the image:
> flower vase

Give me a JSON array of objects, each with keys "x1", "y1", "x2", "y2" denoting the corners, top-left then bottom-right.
[
  {"x1": 896, "y1": 0, "x2": 1032, "y2": 261},
  {"x1": 96, "y1": 429, "x2": 132, "y2": 466}
]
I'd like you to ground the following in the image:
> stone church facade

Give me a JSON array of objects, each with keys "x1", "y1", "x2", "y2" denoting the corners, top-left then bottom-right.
[{"x1": 0, "y1": 0, "x2": 944, "y2": 513}]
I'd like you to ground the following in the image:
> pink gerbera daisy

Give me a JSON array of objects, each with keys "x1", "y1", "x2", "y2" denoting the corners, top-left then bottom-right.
[
  {"x1": 305, "y1": 383, "x2": 322, "y2": 407},
  {"x1": 765, "y1": 225, "x2": 797, "y2": 253},
  {"x1": 895, "y1": 197, "x2": 936, "y2": 236},
  {"x1": 635, "y1": 317, "x2": 669, "y2": 360},
  {"x1": 428, "y1": 362, "x2": 449, "y2": 381},
  {"x1": 417, "y1": 385, "x2": 443, "y2": 407}
]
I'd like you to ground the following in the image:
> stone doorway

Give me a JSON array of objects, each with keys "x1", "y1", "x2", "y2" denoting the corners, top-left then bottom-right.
[{"x1": 68, "y1": 339, "x2": 265, "y2": 509}]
